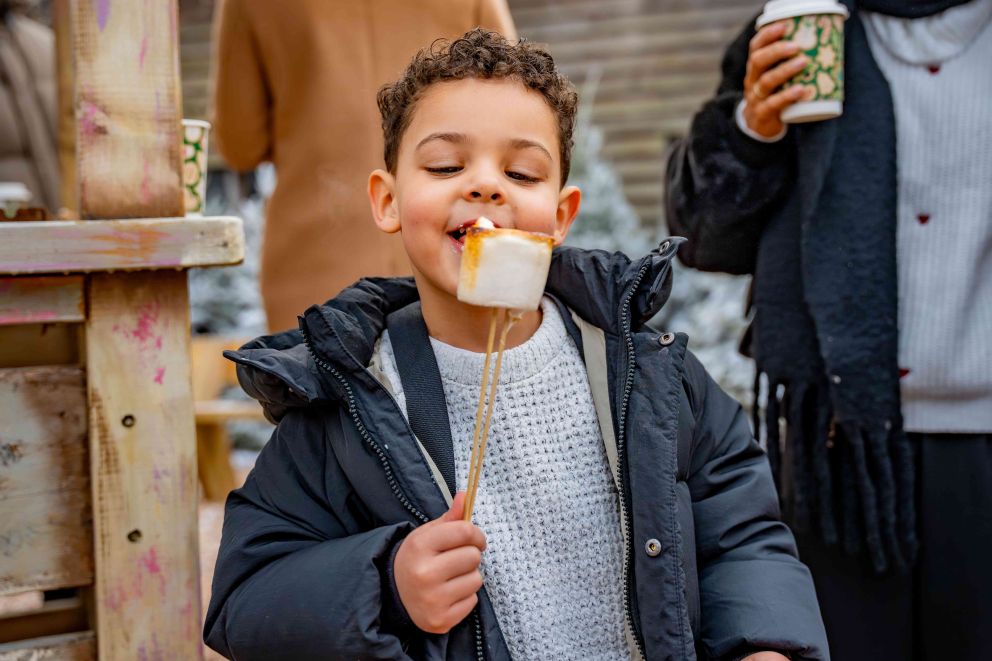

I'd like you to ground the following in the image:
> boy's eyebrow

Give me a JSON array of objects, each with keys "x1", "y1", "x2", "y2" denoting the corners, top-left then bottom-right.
[
  {"x1": 416, "y1": 132, "x2": 467, "y2": 150},
  {"x1": 415, "y1": 133, "x2": 553, "y2": 161},
  {"x1": 509, "y1": 138, "x2": 553, "y2": 161}
]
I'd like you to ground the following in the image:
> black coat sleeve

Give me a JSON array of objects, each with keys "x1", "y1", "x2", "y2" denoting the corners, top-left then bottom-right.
[
  {"x1": 664, "y1": 18, "x2": 796, "y2": 275},
  {"x1": 684, "y1": 353, "x2": 828, "y2": 660},
  {"x1": 203, "y1": 408, "x2": 417, "y2": 660}
]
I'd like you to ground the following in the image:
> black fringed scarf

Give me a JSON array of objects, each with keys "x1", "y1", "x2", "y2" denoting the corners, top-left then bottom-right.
[{"x1": 750, "y1": 0, "x2": 973, "y2": 573}]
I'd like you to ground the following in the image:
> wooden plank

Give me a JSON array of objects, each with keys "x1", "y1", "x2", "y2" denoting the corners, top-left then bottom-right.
[
  {"x1": 53, "y1": 0, "x2": 77, "y2": 216},
  {"x1": 195, "y1": 400, "x2": 266, "y2": 423},
  {"x1": 0, "y1": 368, "x2": 92, "y2": 596},
  {"x1": 195, "y1": 424, "x2": 235, "y2": 502},
  {"x1": 70, "y1": 0, "x2": 184, "y2": 219},
  {"x1": 0, "y1": 598, "x2": 88, "y2": 645},
  {"x1": 0, "y1": 326, "x2": 81, "y2": 369},
  {"x1": 0, "y1": 278, "x2": 85, "y2": 326},
  {"x1": 0, "y1": 217, "x2": 244, "y2": 275},
  {"x1": 70, "y1": 0, "x2": 204, "y2": 655},
  {"x1": 86, "y1": 270, "x2": 201, "y2": 659},
  {"x1": 0, "y1": 632, "x2": 96, "y2": 661}
]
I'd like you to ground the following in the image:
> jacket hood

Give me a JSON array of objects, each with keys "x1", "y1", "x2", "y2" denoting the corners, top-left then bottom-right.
[{"x1": 226, "y1": 240, "x2": 684, "y2": 421}]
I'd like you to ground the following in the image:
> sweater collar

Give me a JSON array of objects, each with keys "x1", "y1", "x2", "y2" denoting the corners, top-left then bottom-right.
[
  {"x1": 861, "y1": 0, "x2": 992, "y2": 64},
  {"x1": 429, "y1": 297, "x2": 568, "y2": 386},
  {"x1": 854, "y1": 0, "x2": 974, "y2": 18}
]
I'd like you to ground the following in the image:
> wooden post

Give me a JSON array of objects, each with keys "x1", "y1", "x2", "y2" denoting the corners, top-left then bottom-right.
[
  {"x1": 67, "y1": 0, "x2": 202, "y2": 657},
  {"x1": 53, "y1": 0, "x2": 76, "y2": 215},
  {"x1": 85, "y1": 271, "x2": 201, "y2": 659},
  {"x1": 70, "y1": 0, "x2": 184, "y2": 219}
]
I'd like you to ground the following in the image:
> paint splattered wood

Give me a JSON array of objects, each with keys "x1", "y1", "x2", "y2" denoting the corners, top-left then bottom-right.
[
  {"x1": 0, "y1": 277, "x2": 84, "y2": 326},
  {"x1": 0, "y1": 216, "x2": 244, "y2": 275},
  {"x1": 86, "y1": 270, "x2": 201, "y2": 659},
  {"x1": 70, "y1": 0, "x2": 183, "y2": 219},
  {"x1": 0, "y1": 631, "x2": 96, "y2": 661},
  {"x1": 0, "y1": 368, "x2": 92, "y2": 595}
]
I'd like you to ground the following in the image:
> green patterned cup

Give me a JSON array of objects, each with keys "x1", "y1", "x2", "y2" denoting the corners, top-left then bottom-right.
[
  {"x1": 181, "y1": 119, "x2": 210, "y2": 216},
  {"x1": 756, "y1": 0, "x2": 849, "y2": 123}
]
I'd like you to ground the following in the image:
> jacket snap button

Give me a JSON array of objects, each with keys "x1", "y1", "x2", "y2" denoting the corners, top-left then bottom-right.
[
  {"x1": 659, "y1": 332, "x2": 675, "y2": 346},
  {"x1": 645, "y1": 538, "x2": 662, "y2": 557}
]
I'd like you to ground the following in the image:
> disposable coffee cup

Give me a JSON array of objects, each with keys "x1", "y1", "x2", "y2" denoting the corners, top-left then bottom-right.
[
  {"x1": 181, "y1": 119, "x2": 211, "y2": 217},
  {"x1": 756, "y1": 0, "x2": 849, "y2": 123}
]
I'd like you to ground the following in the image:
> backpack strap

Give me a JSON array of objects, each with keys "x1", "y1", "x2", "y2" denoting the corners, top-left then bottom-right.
[
  {"x1": 385, "y1": 302, "x2": 457, "y2": 495},
  {"x1": 568, "y1": 310, "x2": 621, "y2": 490}
]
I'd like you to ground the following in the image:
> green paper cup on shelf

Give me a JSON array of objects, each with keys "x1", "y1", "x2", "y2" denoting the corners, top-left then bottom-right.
[
  {"x1": 756, "y1": 0, "x2": 849, "y2": 124},
  {"x1": 182, "y1": 119, "x2": 210, "y2": 216}
]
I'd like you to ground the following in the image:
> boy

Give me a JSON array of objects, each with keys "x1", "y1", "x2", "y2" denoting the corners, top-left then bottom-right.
[{"x1": 205, "y1": 29, "x2": 827, "y2": 660}]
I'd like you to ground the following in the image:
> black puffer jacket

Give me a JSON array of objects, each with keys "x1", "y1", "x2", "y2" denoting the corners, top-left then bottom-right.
[{"x1": 204, "y1": 245, "x2": 828, "y2": 660}]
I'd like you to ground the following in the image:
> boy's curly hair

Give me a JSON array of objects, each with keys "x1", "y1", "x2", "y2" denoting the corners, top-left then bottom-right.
[{"x1": 377, "y1": 28, "x2": 578, "y2": 185}]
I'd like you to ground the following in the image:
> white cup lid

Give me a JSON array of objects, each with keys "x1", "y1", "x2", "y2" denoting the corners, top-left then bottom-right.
[
  {"x1": 756, "y1": 0, "x2": 850, "y2": 27},
  {"x1": 0, "y1": 181, "x2": 32, "y2": 203}
]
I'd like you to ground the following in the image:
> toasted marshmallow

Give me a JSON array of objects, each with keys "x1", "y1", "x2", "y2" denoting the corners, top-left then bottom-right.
[{"x1": 457, "y1": 221, "x2": 554, "y2": 311}]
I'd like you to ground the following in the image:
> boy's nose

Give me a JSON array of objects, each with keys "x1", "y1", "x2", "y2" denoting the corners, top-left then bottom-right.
[
  {"x1": 465, "y1": 173, "x2": 505, "y2": 203},
  {"x1": 469, "y1": 189, "x2": 502, "y2": 202}
]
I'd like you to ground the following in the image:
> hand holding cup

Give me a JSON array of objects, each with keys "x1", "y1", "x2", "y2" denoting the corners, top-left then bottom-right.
[{"x1": 742, "y1": 22, "x2": 809, "y2": 138}]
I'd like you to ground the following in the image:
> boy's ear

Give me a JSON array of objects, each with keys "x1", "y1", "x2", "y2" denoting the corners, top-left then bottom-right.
[
  {"x1": 552, "y1": 185, "x2": 582, "y2": 246},
  {"x1": 368, "y1": 169, "x2": 400, "y2": 233}
]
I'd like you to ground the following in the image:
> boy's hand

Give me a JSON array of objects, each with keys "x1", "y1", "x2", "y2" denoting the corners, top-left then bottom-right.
[
  {"x1": 394, "y1": 491, "x2": 487, "y2": 634},
  {"x1": 743, "y1": 653, "x2": 790, "y2": 661}
]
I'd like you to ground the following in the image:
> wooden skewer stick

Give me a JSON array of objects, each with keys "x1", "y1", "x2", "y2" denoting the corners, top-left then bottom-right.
[
  {"x1": 464, "y1": 308, "x2": 519, "y2": 521},
  {"x1": 463, "y1": 308, "x2": 499, "y2": 521}
]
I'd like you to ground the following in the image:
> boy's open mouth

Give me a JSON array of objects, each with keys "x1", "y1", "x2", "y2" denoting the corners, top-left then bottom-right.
[{"x1": 447, "y1": 219, "x2": 500, "y2": 247}]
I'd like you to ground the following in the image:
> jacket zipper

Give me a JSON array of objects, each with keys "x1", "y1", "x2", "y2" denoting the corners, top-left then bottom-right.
[
  {"x1": 617, "y1": 260, "x2": 652, "y2": 661},
  {"x1": 301, "y1": 324, "x2": 486, "y2": 661},
  {"x1": 301, "y1": 325, "x2": 429, "y2": 525}
]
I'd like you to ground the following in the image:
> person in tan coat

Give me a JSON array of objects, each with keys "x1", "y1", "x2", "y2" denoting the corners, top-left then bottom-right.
[
  {"x1": 212, "y1": 0, "x2": 517, "y2": 331},
  {"x1": 0, "y1": 0, "x2": 59, "y2": 212}
]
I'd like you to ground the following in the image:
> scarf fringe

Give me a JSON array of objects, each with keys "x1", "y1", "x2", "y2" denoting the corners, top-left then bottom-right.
[{"x1": 758, "y1": 376, "x2": 919, "y2": 573}]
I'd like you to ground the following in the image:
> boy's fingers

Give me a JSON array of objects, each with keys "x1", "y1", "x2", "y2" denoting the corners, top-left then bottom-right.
[
  {"x1": 444, "y1": 593, "x2": 479, "y2": 628},
  {"x1": 435, "y1": 545, "x2": 484, "y2": 579},
  {"x1": 427, "y1": 520, "x2": 487, "y2": 553},
  {"x1": 441, "y1": 491, "x2": 467, "y2": 522},
  {"x1": 439, "y1": 570, "x2": 485, "y2": 603}
]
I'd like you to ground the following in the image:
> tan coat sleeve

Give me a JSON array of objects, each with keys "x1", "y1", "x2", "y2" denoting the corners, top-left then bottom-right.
[
  {"x1": 211, "y1": 0, "x2": 272, "y2": 171},
  {"x1": 477, "y1": 0, "x2": 518, "y2": 41}
]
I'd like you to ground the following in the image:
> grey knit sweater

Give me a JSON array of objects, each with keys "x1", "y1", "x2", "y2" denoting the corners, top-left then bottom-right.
[
  {"x1": 863, "y1": 0, "x2": 992, "y2": 432},
  {"x1": 739, "y1": 1, "x2": 992, "y2": 432},
  {"x1": 380, "y1": 299, "x2": 632, "y2": 660}
]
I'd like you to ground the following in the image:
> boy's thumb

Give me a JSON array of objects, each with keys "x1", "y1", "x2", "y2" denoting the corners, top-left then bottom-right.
[{"x1": 442, "y1": 491, "x2": 467, "y2": 522}]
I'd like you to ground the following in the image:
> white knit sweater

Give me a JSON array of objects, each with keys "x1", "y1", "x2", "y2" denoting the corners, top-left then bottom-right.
[
  {"x1": 380, "y1": 299, "x2": 631, "y2": 660},
  {"x1": 864, "y1": 1, "x2": 992, "y2": 432}
]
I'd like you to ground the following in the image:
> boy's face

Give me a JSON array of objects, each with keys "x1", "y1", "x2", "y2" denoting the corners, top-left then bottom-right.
[{"x1": 369, "y1": 78, "x2": 581, "y2": 303}]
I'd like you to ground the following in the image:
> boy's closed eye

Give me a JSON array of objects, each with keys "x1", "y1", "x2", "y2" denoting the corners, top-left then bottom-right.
[
  {"x1": 423, "y1": 165, "x2": 543, "y2": 183},
  {"x1": 426, "y1": 166, "x2": 462, "y2": 175},
  {"x1": 506, "y1": 170, "x2": 541, "y2": 183}
]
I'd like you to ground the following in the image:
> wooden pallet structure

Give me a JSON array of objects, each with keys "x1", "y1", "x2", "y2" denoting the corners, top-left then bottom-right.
[{"x1": 0, "y1": 1, "x2": 243, "y2": 658}]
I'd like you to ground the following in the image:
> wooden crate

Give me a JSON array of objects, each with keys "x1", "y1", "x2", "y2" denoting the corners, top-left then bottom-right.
[{"x1": 0, "y1": 0, "x2": 244, "y2": 657}]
